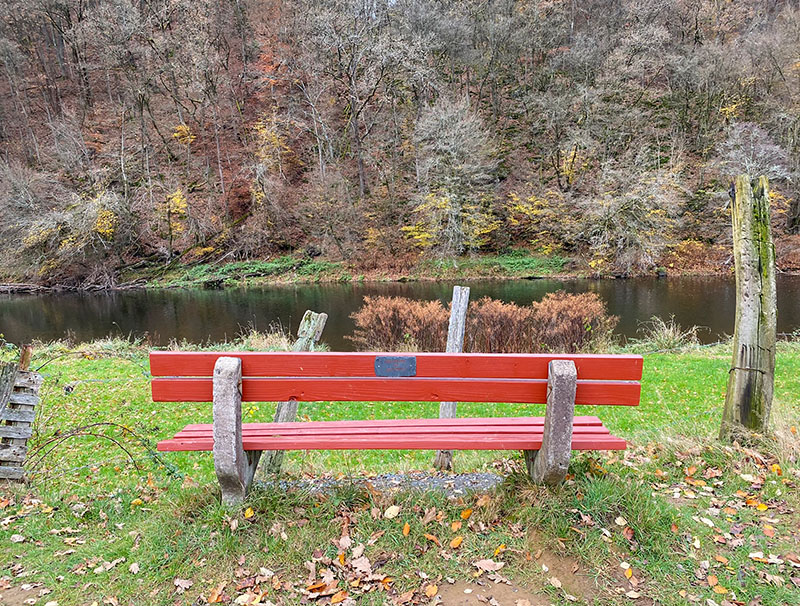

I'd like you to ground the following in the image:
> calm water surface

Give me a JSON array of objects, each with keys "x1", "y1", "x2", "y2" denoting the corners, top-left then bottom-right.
[{"x1": 1, "y1": 276, "x2": 799, "y2": 350}]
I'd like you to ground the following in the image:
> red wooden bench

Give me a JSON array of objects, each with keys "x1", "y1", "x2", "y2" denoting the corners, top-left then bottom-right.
[{"x1": 151, "y1": 352, "x2": 642, "y2": 504}]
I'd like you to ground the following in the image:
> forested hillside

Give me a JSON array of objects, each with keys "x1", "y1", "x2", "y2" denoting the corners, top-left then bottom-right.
[{"x1": 2, "y1": 0, "x2": 800, "y2": 287}]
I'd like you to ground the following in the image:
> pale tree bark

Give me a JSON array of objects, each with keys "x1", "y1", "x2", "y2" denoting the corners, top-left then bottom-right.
[
  {"x1": 434, "y1": 285, "x2": 470, "y2": 471},
  {"x1": 720, "y1": 175, "x2": 777, "y2": 440},
  {"x1": 263, "y1": 310, "x2": 328, "y2": 475}
]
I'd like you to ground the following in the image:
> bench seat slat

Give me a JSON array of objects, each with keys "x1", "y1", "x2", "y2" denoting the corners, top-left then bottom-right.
[
  {"x1": 172, "y1": 424, "x2": 613, "y2": 439},
  {"x1": 158, "y1": 435, "x2": 627, "y2": 452},
  {"x1": 157, "y1": 417, "x2": 627, "y2": 452},
  {"x1": 149, "y1": 352, "x2": 643, "y2": 381},
  {"x1": 152, "y1": 377, "x2": 640, "y2": 406},
  {"x1": 178, "y1": 415, "x2": 606, "y2": 432}
]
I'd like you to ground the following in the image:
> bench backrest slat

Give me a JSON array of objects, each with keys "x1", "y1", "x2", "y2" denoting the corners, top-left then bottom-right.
[
  {"x1": 151, "y1": 376, "x2": 640, "y2": 405},
  {"x1": 150, "y1": 352, "x2": 642, "y2": 407},
  {"x1": 150, "y1": 352, "x2": 643, "y2": 381}
]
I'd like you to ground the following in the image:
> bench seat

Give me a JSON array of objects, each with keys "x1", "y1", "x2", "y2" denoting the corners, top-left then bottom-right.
[{"x1": 157, "y1": 415, "x2": 627, "y2": 452}]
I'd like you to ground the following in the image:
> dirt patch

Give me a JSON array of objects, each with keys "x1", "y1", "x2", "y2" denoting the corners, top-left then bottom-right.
[
  {"x1": 526, "y1": 530, "x2": 599, "y2": 601},
  {"x1": 437, "y1": 580, "x2": 551, "y2": 606},
  {"x1": 0, "y1": 584, "x2": 42, "y2": 606}
]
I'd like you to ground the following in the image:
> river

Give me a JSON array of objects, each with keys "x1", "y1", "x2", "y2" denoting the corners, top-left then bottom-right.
[{"x1": 1, "y1": 276, "x2": 799, "y2": 350}]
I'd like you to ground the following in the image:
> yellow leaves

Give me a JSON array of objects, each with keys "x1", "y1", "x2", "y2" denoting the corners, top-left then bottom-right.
[
  {"x1": 424, "y1": 584, "x2": 438, "y2": 598},
  {"x1": 402, "y1": 523, "x2": 410, "y2": 537},
  {"x1": 330, "y1": 590, "x2": 348, "y2": 603},
  {"x1": 756, "y1": 503, "x2": 769, "y2": 512},
  {"x1": 172, "y1": 124, "x2": 196, "y2": 145},
  {"x1": 451, "y1": 521, "x2": 462, "y2": 532},
  {"x1": 460, "y1": 509, "x2": 473, "y2": 520},
  {"x1": 244, "y1": 507, "x2": 255, "y2": 520},
  {"x1": 450, "y1": 536, "x2": 463, "y2": 549},
  {"x1": 93, "y1": 208, "x2": 117, "y2": 240},
  {"x1": 770, "y1": 463, "x2": 782, "y2": 476},
  {"x1": 130, "y1": 498, "x2": 143, "y2": 508},
  {"x1": 423, "y1": 533, "x2": 440, "y2": 547},
  {"x1": 624, "y1": 567, "x2": 633, "y2": 580}
]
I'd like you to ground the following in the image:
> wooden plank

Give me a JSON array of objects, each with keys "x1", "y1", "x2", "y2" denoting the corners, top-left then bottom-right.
[
  {"x1": 8, "y1": 393, "x2": 38, "y2": 406},
  {"x1": 179, "y1": 416, "x2": 606, "y2": 432},
  {"x1": 173, "y1": 423, "x2": 612, "y2": 439},
  {"x1": 0, "y1": 445, "x2": 27, "y2": 463},
  {"x1": 0, "y1": 409, "x2": 35, "y2": 423},
  {"x1": 0, "y1": 426, "x2": 33, "y2": 439},
  {"x1": 152, "y1": 377, "x2": 641, "y2": 406},
  {"x1": 0, "y1": 466, "x2": 25, "y2": 480},
  {"x1": 14, "y1": 371, "x2": 43, "y2": 390},
  {"x1": 0, "y1": 362, "x2": 16, "y2": 409},
  {"x1": 149, "y1": 352, "x2": 644, "y2": 381},
  {"x1": 158, "y1": 434, "x2": 627, "y2": 452}
]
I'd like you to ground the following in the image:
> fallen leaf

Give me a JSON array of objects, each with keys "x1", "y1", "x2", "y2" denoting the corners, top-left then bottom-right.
[
  {"x1": 549, "y1": 577, "x2": 562, "y2": 589},
  {"x1": 461, "y1": 508, "x2": 473, "y2": 520},
  {"x1": 625, "y1": 568, "x2": 633, "y2": 579},
  {"x1": 615, "y1": 516, "x2": 628, "y2": 527},
  {"x1": 476, "y1": 495, "x2": 491, "y2": 507},
  {"x1": 450, "y1": 536, "x2": 463, "y2": 549},
  {"x1": 712, "y1": 585, "x2": 728, "y2": 594},
  {"x1": 451, "y1": 521, "x2": 462, "y2": 532},
  {"x1": 424, "y1": 584, "x2": 438, "y2": 598},
  {"x1": 173, "y1": 578, "x2": 193, "y2": 593},
  {"x1": 423, "y1": 533, "x2": 440, "y2": 547},
  {"x1": 128, "y1": 563, "x2": 139, "y2": 575},
  {"x1": 330, "y1": 590, "x2": 348, "y2": 604},
  {"x1": 402, "y1": 522, "x2": 410, "y2": 537},
  {"x1": 474, "y1": 559, "x2": 505, "y2": 572},
  {"x1": 384, "y1": 505, "x2": 400, "y2": 519},
  {"x1": 625, "y1": 590, "x2": 641, "y2": 599},
  {"x1": 244, "y1": 507, "x2": 255, "y2": 520},
  {"x1": 207, "y1": 582, "x2": 226, "y2": 603},
  {"x1": 708, "y1": 575, "x2": 718, "y2": 587},
  {"x1": 10, "y1": 535, "x2": 25, "y2": 543}
]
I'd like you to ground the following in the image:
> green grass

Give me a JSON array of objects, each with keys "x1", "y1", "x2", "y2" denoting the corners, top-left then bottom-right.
[
  {"x1": 150, "y1": 256, "x2": 350, "y2": 288},
  {"x1": 414, "y1": 251, "x2": 566, "y2": 280},
  {"x1": 1, "y1": 340, "x2": 799, "y2": 605}
]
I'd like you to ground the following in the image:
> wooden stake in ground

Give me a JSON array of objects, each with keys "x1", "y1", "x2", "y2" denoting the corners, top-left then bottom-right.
[
  {"x1": 720, "y1": 175, "x2": 777, "y2": 440},
  {"x1": 434, "y1": 285, "x2": 470, "y2": 471},
  {"x1": 263, "y1": 310, "x2": 328, "y2": 474}
]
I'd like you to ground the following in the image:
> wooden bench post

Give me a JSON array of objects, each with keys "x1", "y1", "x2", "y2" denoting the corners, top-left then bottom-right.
[
  {"x1": 525, "y1": 359, "x2": 577, "y2": 485},
  {"x1": 212, "y1": 357, "x2": 259, "y2": 505}
]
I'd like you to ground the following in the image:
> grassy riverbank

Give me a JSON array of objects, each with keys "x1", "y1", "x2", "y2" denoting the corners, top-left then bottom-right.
[
  {"x1": 123, "y1": 251, "x2": 570, "y2": 289},
  {"x1": 1, "y1": 338, "x2": 799, "y2": 605}
]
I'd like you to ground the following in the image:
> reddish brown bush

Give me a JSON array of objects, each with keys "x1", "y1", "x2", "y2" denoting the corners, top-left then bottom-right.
[
  {"x1": 348, "y1": 296, "x2": 448, "y2": 351},
  {"x1": 348, "y1": 291, "x2": 616, "y2": 353},
  {"x1": 530, "y1": 291, "x2": 618, "y2": 352},
  {"x1": 464, "y1": 297, "x2": 536, "y2": 353}
]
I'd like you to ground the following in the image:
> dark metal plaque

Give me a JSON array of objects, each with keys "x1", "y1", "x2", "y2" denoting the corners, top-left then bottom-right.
[{"x1": 374, "y1": 356, "x2": 417, "y2": 377}]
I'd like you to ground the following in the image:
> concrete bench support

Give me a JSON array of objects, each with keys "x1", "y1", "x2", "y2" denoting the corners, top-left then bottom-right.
[
  {"x1": 213, "y1": 357, "x2": 260, "y2": 505},
  {"x1": 524, "y1": 359, "x2": 577, "y2": 485}
]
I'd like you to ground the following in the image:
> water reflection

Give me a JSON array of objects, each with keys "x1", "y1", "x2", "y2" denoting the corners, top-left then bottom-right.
[{"x1": 1, "y1": 276, "x2": 799, "y2": 350}]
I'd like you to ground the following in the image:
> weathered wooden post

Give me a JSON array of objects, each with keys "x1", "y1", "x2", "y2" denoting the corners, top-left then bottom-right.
[
  {"x1": 720, "y1": 175, "x2": 777, "y2": 440},
  {"x1": 263, "y1": 310, "x2": 328, "y2": 475},
  {"x1": 433, "y1": 285, "x2": 470, "y2": 471},
  {"x1": 1, "y1": 345, "x2": 43, "y2": 481}
]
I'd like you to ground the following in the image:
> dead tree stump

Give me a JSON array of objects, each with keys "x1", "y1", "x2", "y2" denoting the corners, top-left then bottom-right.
[
  {"x1": 263, "y1": 310, "x2": 328, "y2": 475},
  {"x1": 720, "y1": 175, "x2": 777, "y2": 440},
  {"x1": 434, "y1": 285, "x2": 470, "y2": 471}
]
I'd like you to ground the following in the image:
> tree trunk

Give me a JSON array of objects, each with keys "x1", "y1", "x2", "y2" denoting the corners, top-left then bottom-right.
[
  {"x1": 720, "y1": 175, "x2": 777, "y2": 440},
  {"x1": 433, "y1": 286, "x2": 470, "y2": 471},
  {"x1": 263, "y1": 310, "x2": 328, "y2": 475}
]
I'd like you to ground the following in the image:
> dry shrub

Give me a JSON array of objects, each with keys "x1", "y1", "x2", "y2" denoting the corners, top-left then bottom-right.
[
  {"x1": 531, "y1": 291, "x2": 617, "y2": 353},
  {"x1": 348, "y1": 291, "x2": 616, "y2": 353},
  {"x1": 348, "y1": 296, "x2": 448, "y2": 351},
  {"x1": 465, "y1": 297, "x2": 535, "y2": 353}
]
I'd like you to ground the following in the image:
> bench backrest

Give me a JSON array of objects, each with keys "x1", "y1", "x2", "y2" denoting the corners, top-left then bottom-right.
[{"x1": 150, "y1": 352, "x2": 642, "y2": 406}]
